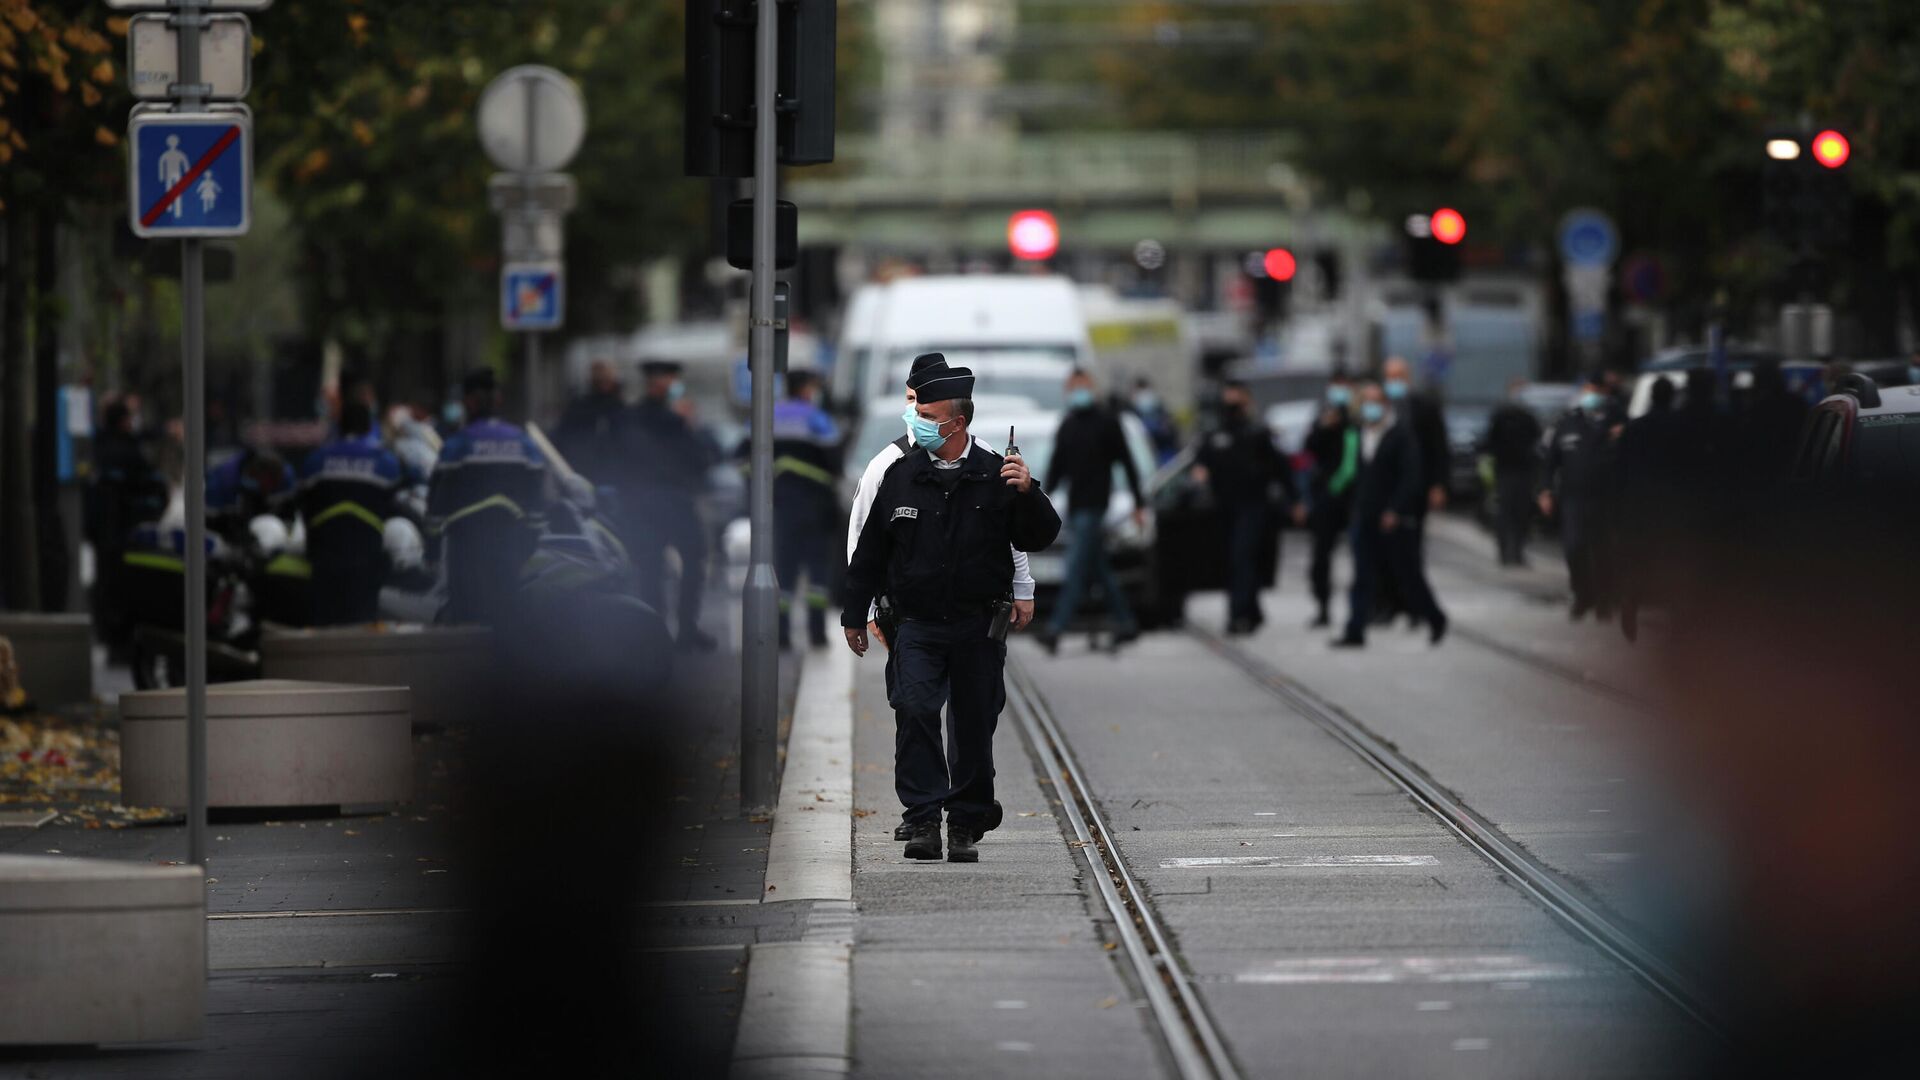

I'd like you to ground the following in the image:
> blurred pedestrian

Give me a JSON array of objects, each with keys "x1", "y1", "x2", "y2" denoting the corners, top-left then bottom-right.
[
  {"x1": 1128, "y1": 377, "x2": 1180, "y2": 464},
  {"x1": 300, "y1": 399, "x2": 402, "y2": 626},
  {"x1": 623, "y1": 359, "x2": 717, "y2": 652},
  {"x1": 1378, "y1": 356, "x2": 1449, "y2": 627},
  {"x1": 1191, "y1": 379, "x2": 1293, "y2": 635},
  {"x1": 554, "y1": 359, "x2": 627, "y2": 487},
  {"x1": 842, "y1": 366, "x2": 1062, "y2": 863},
  {"x1": 1539, "y1": 374, "x2": 1618, "y2": 621},
  {"x1": 1301, "y1": 382, "x2": 1357, "y2": 628},
  {"x1": 1333, "y1": 382, "x2": 1447, "y2": 648},
  {"x1": 428, "y1": 369, "x2": 548, "y2": 626},
  {"x1": 1484, "y1": 377, "x2": 1545, "y2": 567},
  {"x1": 85, "y1": 396, "x2": 169, "y2": 659},
  {"x1": 1732, "y1": 359, "x2": 1810, "y2": 491},
  {"x1": 1037, "y1": 369, "x2": 1145, "y2": 653},
  {"x1": 1615, "y1": 375, "x2": 1686, "y2": 641},
  {"x1": 771, "y1": 369, "x2": 841, "y2": 649}
]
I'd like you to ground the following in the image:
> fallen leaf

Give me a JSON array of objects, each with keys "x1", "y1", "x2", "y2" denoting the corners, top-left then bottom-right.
[
  {"x1": 1017, "y1": 811, "x2": 1038, "y2": 818},
  {"x1": 1102, "y1": 942, "x2": 1117, "y2": 951},
  {"x1": 1098, "y1": 997, "x2": 1119, "y2": 1009},
  {"x1": 344, "y1": 830, "x2": 361, "y2": 837}
]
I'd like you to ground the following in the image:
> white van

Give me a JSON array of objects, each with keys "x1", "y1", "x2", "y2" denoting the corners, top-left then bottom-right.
[{"x1": 851, "y1": 275, "x2": 1094, "y2": 409}]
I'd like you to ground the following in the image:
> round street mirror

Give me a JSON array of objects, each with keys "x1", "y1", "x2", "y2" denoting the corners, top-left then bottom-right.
[{"x1": 477, "y1": 65, "x2": 586, "y2": 174}]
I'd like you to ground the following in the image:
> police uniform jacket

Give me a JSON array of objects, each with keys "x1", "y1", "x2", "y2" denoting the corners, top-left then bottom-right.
[
  {"x1": 428, "y1": 418, "x2": 548, "y2": 538},
  {"x1": 771, "y1": 397, "x2": 842, "y2": 528},
  {"x1": 624, "y1": 399, "x2": 713, "y2": 500},
  {"x1": 1543, "y1": 410, "x2": 1614, "y2": 503},
  {"x1": 300, "y1": 437, "x2": 402, "y2": 562},
  {"x1": 842, "y1": 443, "x2": 1061, "y2": 628}
]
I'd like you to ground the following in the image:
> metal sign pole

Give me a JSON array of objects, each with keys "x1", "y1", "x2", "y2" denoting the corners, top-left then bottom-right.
[
  {"x1": 176, "y1": 0, "x2": 210, "y2": 873},
  {"x1": 740, "y1": 0, "x2": 780, "y2": 812},
  {"x1": 524, "y1": 331, "x2": 540, "y2": 425}
]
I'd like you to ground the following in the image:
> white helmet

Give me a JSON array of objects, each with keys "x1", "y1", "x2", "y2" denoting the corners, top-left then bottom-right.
[
  {"x1": 383, "y1": 517, "x2": 425, "y2": 572},
  {"x1": 248, "y1": 514, "x2": 290, "y2": 555}
]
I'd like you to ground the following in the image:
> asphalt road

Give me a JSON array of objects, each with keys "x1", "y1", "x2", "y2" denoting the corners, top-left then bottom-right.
[{"x1": 848, "y1": 521, "x2": 1715, "y2": 1077}]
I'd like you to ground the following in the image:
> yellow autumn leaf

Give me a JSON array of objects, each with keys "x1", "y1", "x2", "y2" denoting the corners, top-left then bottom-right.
[
  {"x1": 106, "y1": 17, "x2": 130, "y2": 37},
  {"x1": 91, "y1": 59, "x2": 112, "y2": 84},
  {"x1": 80, "y1": 81, "x2": 99, "y2": 106},
  {"x1": 95, "y1": 126, "x2": 117, "y2": 147},
  {"x1": 347, "y1": 12, "x2": 369, "y2": 47},
  {"x1": 9, "y1": 8, "x2": 37, "y2": 35},
  {"x1": 0, "y1": 144, "x2": 11, "y2": 165},
  {"x1": 351, "y1": 118, "x2": 374, "y2": 146}
]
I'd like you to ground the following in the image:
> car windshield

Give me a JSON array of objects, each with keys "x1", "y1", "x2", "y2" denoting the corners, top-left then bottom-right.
[{"x1": 886, "y1": 347, "x2": 1078, "y2": 410}]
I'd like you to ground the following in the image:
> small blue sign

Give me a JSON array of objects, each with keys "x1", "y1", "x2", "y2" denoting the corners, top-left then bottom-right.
[
  {"x1": 128, "y1": 111, "x2": 251, "y2": 238},
  {"x1": 1558, "y1": 208, "x2": 1618, "y2": 268},
  {"x1": 501, "y1": 262, "x2": 564, "y2": 331}
]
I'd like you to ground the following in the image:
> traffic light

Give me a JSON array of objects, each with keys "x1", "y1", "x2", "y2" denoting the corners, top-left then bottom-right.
[
  {"x1": 1244, "y1": 249, "x2": 1292, "y2": 325},
  {"x1": 1761, "y1": 128, "x2": 1851, "y2": 251},
  {"x1": 685, "y1": 0, "x2": 837, "y2": 177},
  {"x1": 1262, "y1": 247, "x2": 1297, "y2": 282},
  {"x1": 1007, "y1": 210, "x2": 1060, "y2": 261},
  {"x1": 1405, "y1": 208, "x2": 1463, "y2": 283}
]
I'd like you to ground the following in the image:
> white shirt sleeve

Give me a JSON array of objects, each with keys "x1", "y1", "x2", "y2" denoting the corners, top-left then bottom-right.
[
  {"x1": 849, "y1": 444, "x2": 902, "y2": 624},
  {"x1": 1011, "y1": 547, "x2": 1035, "y2": 600}
]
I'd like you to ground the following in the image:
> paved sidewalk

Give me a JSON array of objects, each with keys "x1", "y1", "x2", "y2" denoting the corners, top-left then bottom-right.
[{"x1": 1, "y1": 630, "x2": 803, "y2": 1078}]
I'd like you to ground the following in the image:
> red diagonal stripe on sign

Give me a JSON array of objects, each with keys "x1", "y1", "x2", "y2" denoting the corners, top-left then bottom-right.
[{"x1": 140, "y1": 125, "x2": 241, "y2": 228}]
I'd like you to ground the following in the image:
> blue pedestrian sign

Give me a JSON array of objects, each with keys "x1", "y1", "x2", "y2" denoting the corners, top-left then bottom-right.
[
  {"x1": 501, "y1": 261, "x2": 564, "y2": 331},
  {"x1": 128, "y1": 111, "x2": 251, "y2": 238},
  {"x1": 1557, "y1": 208, "x2": 1618, "y2": 268}
]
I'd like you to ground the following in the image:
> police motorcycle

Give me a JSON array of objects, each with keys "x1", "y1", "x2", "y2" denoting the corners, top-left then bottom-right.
[{"x1": 124, "y1": 448, "x2": 305, "y2": 689}]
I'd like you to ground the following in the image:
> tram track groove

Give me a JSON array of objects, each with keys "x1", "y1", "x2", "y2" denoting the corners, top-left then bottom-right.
[
  {"x1": 1006, "y1": 656, "x2": 1242, "y2": 1080},
  {"x1": 1188, "y1": 624, "x2": 1726, "y2": 1039}
]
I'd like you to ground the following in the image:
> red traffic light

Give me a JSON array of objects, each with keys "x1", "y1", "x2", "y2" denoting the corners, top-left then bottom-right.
[
  {"x1": 1430, "y1": 207, "x2": 1467, "y2": 245},
  {"x1": 1811, "y1": 129, "x2": 1850, "y2": 169},
  {"x1": 1263, "y1": 247, "x2": 1297, "y2": 282},
  {"x1": 1007, "y1": 209, "x2": 1060, "y2": 261}
]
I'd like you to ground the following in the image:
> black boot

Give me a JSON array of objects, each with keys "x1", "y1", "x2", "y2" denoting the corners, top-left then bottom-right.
[
  {"x1": 946, "y1": 824, "x2": 978, "y2": 863},
  {"x1": 893, "y1": 820, "x2": 914, "y2": 841},
  {"x1": 903, "y1": 821, "x2": 942, "y2": 861}
]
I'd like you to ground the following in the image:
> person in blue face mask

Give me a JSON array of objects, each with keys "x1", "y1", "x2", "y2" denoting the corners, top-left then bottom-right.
[
  {"x1": 1332, "y1": 381, "x2": 1448, "y2": 648},
  {"x1": 1036, "y1": 370, "x2": 1147, "y2": 653},
  {"x1": 620, "y1": 358, "x2": 718, "y2": 650},
  {"x1": 1539, "y1": 373, "x2": 1620, "y2": 622}
]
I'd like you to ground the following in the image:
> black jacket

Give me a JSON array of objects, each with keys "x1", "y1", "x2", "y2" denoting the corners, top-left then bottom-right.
[
  {"x1": 1401, "y1": 392, "x2": 1450, "y2": 494},
  {"x1": 842, "y1": 444, "x2": 1062, "y2": 627},
  {"x1": 623, "y1": 399, "x2": 714, "y2": 500},
  {"x1": 1351, "y1": 422, "x2": 1424, "y2": 524},
  {"x1": 1484, "y1": 403, "x2": 1543, "y2": 473},
  {"x1": 1543, "y1": 410, "x2": 1615, "y2": 502},
  {"x1": 1044, "y1": 405, "x2": 1141, "y2": 515},
  {"x1": 1303, "y1": 414, "x2": 1355, "y2": 508},
  {"x1": 553, "y1": 391, "x2": 627, "y2": 486},
  {"x1": 1197, "y1": 409, "x2": 1293, "y2": 505}
]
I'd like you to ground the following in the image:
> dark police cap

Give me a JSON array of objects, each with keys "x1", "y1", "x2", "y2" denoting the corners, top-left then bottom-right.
[
  {"x1": 909, "y1": 352, "x2": 947, "y2": 376},
  {"x1": 462, "y1": 368, "x2": 498, "y2": 394},
  {"x1": 912, "y1": 365, "x2": 974, "y2": 404},
  {"x1": 639, "y1": 358, "x2": 683, "y2": 377}
]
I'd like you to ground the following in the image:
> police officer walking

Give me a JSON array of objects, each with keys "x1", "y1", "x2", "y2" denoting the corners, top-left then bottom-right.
[
  {"x1": 553, "y1": 359, "x2": 628, "y2": 487},
  {"x1": 1484, "y1": 378, "x2": 1545, "y2": 567},
  {"x1": 300, "y1": 399, "x2": 402, "y2": 626},
  {"x1": 1302, "y1": 377, "x2": 1358, "y2": 628},
  {"x1": 1036, "y1": 369, "x2": 1144, "y2": 653},
  {"x1": 1539, "y1": 374, "x2": 1617, "y2": 621},
  {"x1": 1191, "y1": 379, "x2": 1293, "y2": 635},
  {"x1": 771, "y1": 369, "x2": 841, "y2": 649},
  {"x1": 1333, "y1": 382, "x2": 1448, "y2": 648},
  {"x1": 623, "y1": 359, "x2": 718, "y2": 652},
  {"x1": 428, "y1": 369, "x2": 548, "y2": 625},
  {"x1": 843, "y1": 366, "x2": 1062, "y2": 863}
]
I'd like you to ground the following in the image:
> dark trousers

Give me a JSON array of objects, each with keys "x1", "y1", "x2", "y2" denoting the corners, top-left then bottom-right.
[
  {"x1": 1307, "y1": 501, "x2": 1348, "y2": 618},
  {"x1": 1223, "y1": 500, "x2": 1269, "y2": 624},
  {"x1": 629, "y1": 496, "x2": 706, "y2": 634},
  {"x1": 891, "y1": 615, "x2": 1005, "y2": 830},
  {"x1": 774, "y1": 512, "x2": 834, "y2": 644},
  {"x1": 1050, "y1": 507, "x2": 1135, "y2": 634},
  {"x1": 310, "y1": 550, "x2": 383, "y2": 626},
  {"x1": 1494, "y1": 470, "x2": 1534, "y2": 565},
  {"x1": 1559, "y1": 498, "x2": 1611, "y2": 613},
  {"x1": 1345, "y1": 519, "x2": 1444, "y2": 642}
]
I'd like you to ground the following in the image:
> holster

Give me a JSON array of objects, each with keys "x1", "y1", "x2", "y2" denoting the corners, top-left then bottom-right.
[{"x1": 875, "y1": 594, "x2": 899, "y2": 645}]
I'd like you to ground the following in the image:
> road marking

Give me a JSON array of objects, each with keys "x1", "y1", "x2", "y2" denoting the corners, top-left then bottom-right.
[
  {"x1": 1253, "y1": 812, "x2": 1277, "y2": 817},
  {"x1": 996, "y1": 1042, "x2": 1034, "y2": 1053},
  {"x1": 1453, "y1": 1038, "x2": 1491, "y2": 1052},
  {"x1": 1493, "y1": 980, "x2": 1531, "y2": 991},
  {"x1": 994, "y1": 1000, "x2": 1028, "y2": 1010},
  {"x1": 1162, "y1": 855, "x2": 1438, "y2": 869},
  {"x1": 1417, "y1": 1001, "x2": 1452, "y2": 1011},
  {"x1": 1233, "y1": 955, "x2": 1583, "y2": 985},
  {"x1": 1589, "y1": 852, "x2": 1639, "y2": 864}
]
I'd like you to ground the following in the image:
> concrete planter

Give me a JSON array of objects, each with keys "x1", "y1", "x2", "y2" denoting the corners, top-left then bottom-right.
[
  {"x1": 260, "y1": 624, "x2": 492, "y2": 730},
  {"x1": 0, "y1": 612, "x2": 92, "y2": 708},
  {"x1": 120, "y1": 679, "x2": 411, "y2": 808},
  {"x1": 0, "y1": 855, "x2": 205, "y2": 1044}
]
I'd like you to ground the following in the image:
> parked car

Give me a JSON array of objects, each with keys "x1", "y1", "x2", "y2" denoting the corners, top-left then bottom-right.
[
  {"x1": 1628, "y1": 360, "x2": 1826, "y2": 419},
  {"x1": 1791, "y1": 375, "x2": 1920, "y2": 492},
  {"x1": 1443, "y1": 403, "x2": 1493, "y2": 502}
]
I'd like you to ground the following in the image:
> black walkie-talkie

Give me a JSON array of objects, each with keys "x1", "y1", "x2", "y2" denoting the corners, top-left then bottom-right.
[
  {"x1": 1005, "y1": 426, "x2": 1019, "y2": 459},
  {"x1": 989, "y1": 426, "x2": 1019, "y2": 642}
]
